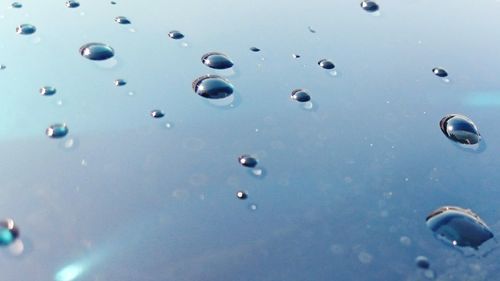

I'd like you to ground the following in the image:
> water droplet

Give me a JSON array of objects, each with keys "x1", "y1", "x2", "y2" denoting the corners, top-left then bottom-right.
[
  {"x1": 201, "y1": 52, "x2": 234, "y2": 69},
  {"x1": 46, "y1": 124, "x2": 68, "y2": 138},
  {"x1": 426, "y1": 206, "x2": 493, "y2": 249},
  {"x1": 0, "y1": 65, "x2": 6, "y2": 70},
  {"x1": 168, "y1": 30, "x2": 184, "y2": 39},
  {"x1": 292, "y1": 54, "x2": 300, "y2": 59},
  {"x1": 114, "y1": 16, "x2": 130, "y2": 24},
  {"x1": 360, "y1": 1, "x2": 379, "y2": 12},
  {"x1": 249, "y1": 47, "x2": 260, "y2": 52},
  {"x1": 439, "y1": 114, "x2": 480, "y2": 145},
  {"x1": 192, "y1": 75, "x2": 234, "y2": 99},
  {"x1": 415, "y1": 256, "x2": 430, "y2": 269},
  {"x1": 39, "y1": 86, "x2": 56, "y2": 96},
  {"x1": 0, "y1": 219, "x2": 19, "y2": 246},
  {"x1": 318, "y1": 59, "x2": 335, "y2": 70},
  {"x1": 308, "y1": 26, "x2": 316, "y2": 33},
  {"x1": 236, "y1": 191, "x2": 247, "y2": 200},
  {"x1": 238, "y1": 155, "x2": 258, "y2": 168},
  {"x1": 79, "y1": 42, "x2": 115, "y2": 61},
  {"x1": 110, "y1": 1, "x2": 116, "y2": 4},
  {"x1": 114, "y1": 79, "x2": 126, "y2": 86},
  {"x1": 16, "y1": 24, "x2": 36, "y2": 35},
  {"x1": 65, "y1": 0, "x2": 79, "y2": 8},
  {"x1": 11, "y1": 2, "x2": 22, "y2": 8},
  {"x1": 432, "y1": 67, "x2": 448, "y2": 77},
  {"x1": 291, "y1": 89, "x2": 311, "y2": 102},
  {"x1": 150, "y1": 109, "x2": 164, "y2": 118}
]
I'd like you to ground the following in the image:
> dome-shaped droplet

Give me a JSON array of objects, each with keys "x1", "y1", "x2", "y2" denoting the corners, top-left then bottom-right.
[
  {"x1": 65, "y1": 0, "x2": 79, "y2": 8},
  {"x1": 192, "y1": 75, "x2": 234, "y2": 99},
  {"x1": 432, "y1": 67, "x2": 448, "y2": 78},
  {"x1": 360, "y1": 1, "x2": 379, "y2": 12},
  {"x1": 415, "y1": 256, "x2": 430, "y2": 269},
  {"x1": 39, "y1": 86, "x2": 56, "y2": 96},
  {"x1": 201, "y1": 52, "x2": 234, "y2": 69},
  {"x1": 250, "y1": 47, "x2": 260, "y2": 52},
  {"x1": 426, "y1": 206, "x2": 493, "y2": 249},
  {"x1": 46, "y1": 124, "x2": 68, "y2": 138},
  {"x1": 238, "y1": 155, "x2": 258, "y2": 168},
  {"x1": 291, "y1": 89, "x2": 311, "y2": 102},
  {"x1": 150, "y1": 109, "x2": 164, "y2": 118},
  {"x1": 114, "y1": 16, "x2": 131, "y2": 24},
  {"x1": 16, "y1": 24, "x2": 36, "y2": 35},
  {"x1": 168, "y1": 30, "x2": 184, "y2": 39},
  {"x1": 439, "y1": 114, "x2": 480, "y2": 145},
  {"x1": 80, "y1": 43, "x2": 115, "y2": 61},
  {"x1": 11, "y1": 2, "x2": 22, "y2": 8},
  {"x1": 236, "y1": 191, "x2": 247, "y2": 200},
  {"x1": 0, "y1": 219, "x2": 19, "y2": 246},
  {"x1": 318, "y1": 59, "x2": 335, "y2": 70},
  {"x1": 114, "y1": 79, "x2": 126, "y2": 86}
]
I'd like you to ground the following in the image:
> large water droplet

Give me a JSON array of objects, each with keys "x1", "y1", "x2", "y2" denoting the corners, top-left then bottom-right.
[
  {"x1": 0, "y1": 219, "x2": 19, "y2": 246},
  {"x1": 238, "y1": 155, "x2": 258, "y2": 168},
  {"x1": 79, "y1": 43, "x2": 115, "y2": 61},
  {"x1": 168, "y1": 30, "x2": 184, "y2": 39},
  {"x1": 16, "y1": 24, "x2": 36, "y2": 35},
  {"x1": 11, "y1": 2, "x2": 22, "y2": 8},
  {"x1": 150, "y1": 109, "x2": 164, "y2": 118},
  {"x1": 426, "y1": 206, "x2": 493, "y2": 249},
  {"x1": 318, "y1": 59, "x2": 335, "y2": 70},
  {"x1": 291, "y1": 89, "x2": 311, "y2": 102},
  {"x1": 432, "y1": 67, "x2": 448, "y2": 77},
  {"x1": 439, "y1": 114, "x2": 480, "y2": 145},
  {"x1": 201, "y1": 52, "x2": 234, "y2": 69},
  {"x1": 192, "y1": 75, "x2": 234, "y2": 99},
  {"x1": 65, "y1": 0, "x2": 80, "y2": 8},
  {"x1": 360, "y1": 1, "x2": 379, "y2": 12},
  {"x1": 236, "y1": 191, "x2": 247, "y2": 200},
  {"x1": 39, "y1": 86, "x2": 56, "y2": 96},
  {"x1": 46, "y1": 124, "x2": 68, "y2": 138},
  {"x1": 114, "y1": 16, "x2": 130, "y2": 24}
]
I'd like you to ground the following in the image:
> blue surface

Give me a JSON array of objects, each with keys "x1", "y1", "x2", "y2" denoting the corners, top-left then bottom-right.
[{"x1": 0, "y1": 0, "x2": 500, "y2": 280}]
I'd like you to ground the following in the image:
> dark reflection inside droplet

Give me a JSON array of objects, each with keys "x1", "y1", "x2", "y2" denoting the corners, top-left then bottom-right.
[
  {"x1": 238, "y1": 155, "x2": 258, "y2": 168},
  {"x1": 432, "y1": 67, "x2": 448, "y2": 77},
  {"x1": 360, "y1": 1, "x2": 379, "y2": 12},
  {"x1": 65, "y1": 0, "x2": 80, "y2": 8},
  {"x1": 318, "y1": 59, "x2": 335, "y2": 70},
  {"x1": 192, "y1": 75, "x2": 234, "y2": 99},
  {"x1": 80, "y1": 43, "x2": 115, "y2": 61},
  {"x1": 46, "y1": 124, "x2": 68, "y2": 138},
  {"x1": 426, "y1": 206, "x2": 493, "y2": 249},
  {"x1": 291, "y1": 89, "x2": 311, "y2": 102},
  {"x1": 16, "y1": 24, "x2": 36, "y2": 35},
  {"x1": 201, "y1": 52, "x2": 234, "y2": 69},
  {"x1": 114, "y1": 16, "x2": 131, "y2": 24},
  {"x1": 439, "y1": 114, "x2": 480, "y2": 145},
  {"x1": 150, "y1": 110, "x2": 164, "y2": 118},
  {"x1": 40, "y1": 86, "x2": 56, "y2": 96},
  {"x1": 0, "y1": 219, "x2": 19, "y2": 246},
  {"x1": 236, "y1": 191, "x2": 247, "y2": 200},
  {"x1": 168, "y1": 30, "x2": 184, "y2": 39},
  {"x1": 250, "y1": 47, "x2": 260, "y2": 52}
]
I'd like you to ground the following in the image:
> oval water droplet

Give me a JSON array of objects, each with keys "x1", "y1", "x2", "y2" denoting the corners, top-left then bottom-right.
[
  {"x1": 238, "y1": 155, "x2": 258, "y2": 168},
  {"x1": 291, "y1": 89, "x2": 311, "y2": 102},
  {"x1": 318, "y1": 59, "x2": 335, "y2": 70},
  {"x1": 201, "y1": 52, "x2": 234, "y2": 69},
  {"x1": 250, "y1": 47, "x2": 260, "y2": 52},
  {"x1": 11, "y1": 2, "x2": 22, "y2": 8},
  {"x1": 439, "y1": 114, "x2": 480, "y2": 145},
  {"x1": 236, "y1": 191, "x2": 247, "y2": 200},
  {"x1": 1, "y1": 65, "x2": 6, "y2": 70},
  {"x1": 150, "y1": 109, "x2": 164, "y2": 118},
  {"x1": 0, "y1": 219, "x2": 19, "y2": 246},
  {"x1": 39, "y1": 86, "x2": 56, "y2": 96},
  {"x1": 46, "y1": 124, "x2": 68, "y2": 138},
  {"x1": 16, "y1": 24, "x2": 36, "y2": 35},
  {"x1": 114, "y1": 79, "x2": 126, "y2": 86},
  {"x1": 426, "y1": 206, "x2": 493, "y2": 249},
  {"x1": 80, "y1": 43, "x2": 115, "y2": 61},
  {"x1": 192, "y1": 75, "x2": 234, "y2": 99},
  {"x1": 415, "y1": 256, "x2": 430, "y2": 269},
  {"x1": 110, "y1": 1, "x2": 116, "y2": 4},
  {"x1": 168, "y1": 30, "x2": 184, "y2": 39},
  {"x1": 292, "y1": 54, "x2": 300, "y2": 59},
  {"x1": 114, "y1": 16, "x2": 130, "y2": 24},
  {"x1": 432, "y1": 67, "x2": 448, "y2": 78},
  {"x1": 360, "y1": 1, "x2": 379, "y2": 12},
  {"x1": 65, "y1": 0, "x2": 79, "y2": 8}
]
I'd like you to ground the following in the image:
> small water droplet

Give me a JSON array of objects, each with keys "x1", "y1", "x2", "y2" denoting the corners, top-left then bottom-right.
[
  {"x1": 0, "y1": 65, "x2": 6, "y2": 70},
  {"x1": 291, "y1": 89, "x2": 311, "y2": 102},
  {"x1": 238, "y1": 155, "x2": 258, "y2": 168},
  {"x1": 0, "y1": 219, "x2": 19, "y2": 246},
  {"x1": 114, "y1": 79, "x2": 126, "y2": 86},
  {"x1": 114, "y1": 16, "x2": 130, "y2": 24},
  {"x1": 80, "y1": 42, "x2": 115, "y2": 61},
  {"x1": 236, "y1": 191, "x2": 247, "y2": 200},
  {"x1": 292, "y1": 54, "x2": 300, "y2": 59},
  {"x1": 318, "y1": 59, "x2": 335, "y2": 70},
  {"x1": 249, "y1": 47, "x2": 260, "y2": 52},
  {"x1": 39, "y1": 86, "x2": 56, "y2": 96},
  {"x1": 110, "y1": 1, "x2": 116, "y2": 4},
  {"x1": 432, "y1": 67, "x2": 448, "y2": 77},
  {"x1": 426, "y1": 206, "x2": 493, "y2": 249},
  {"x1": 360, "y1": 1, "x2": 379, "y2": 12},
  {"x1": 168, "y1": 30, "x2": 184, "y2": 39},
  {"x1": 65, "y1": 0, "x2": 79, "y2": 8},
  {"x1": 249, "y1": 203, "x2": 258, "y2": 211},
  {"x1": 11, "y1": 2, "x2": 22, "y2": 8},
  {"x1": 150, "y1": 109, "x2": 164, "y2": 118},
  {"x1": 308, "y1": 26, "x2": 316, "y2": 33},
  {"x1": 16, "y1": 24, "x2": 36, "y2": 35},
  {"x1": 201, "y1": 52, "x2": 234, "y2": 69},
  {"x1": 439, "y1": 114, "x2": 480, "y2": 145},
  {"x1": 415, "y1": 256, "x2": 430, "y2": 269},
  {"x1": 192, "y1": 75, "x2": 234, "y2": 99},
  {"x1": 46, "y1": 123, "x2": 68, "y2": 138}
]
